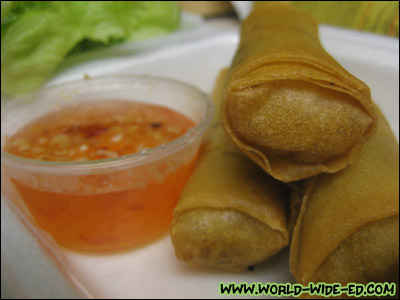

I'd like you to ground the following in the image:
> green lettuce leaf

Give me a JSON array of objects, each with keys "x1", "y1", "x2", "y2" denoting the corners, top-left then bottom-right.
[{"x1": 1, "y1": 1, "x2": 181, "y2": 96}]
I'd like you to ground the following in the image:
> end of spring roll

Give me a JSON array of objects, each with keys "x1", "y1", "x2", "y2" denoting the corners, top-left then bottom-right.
[
  {"x1": 170, "y1": 70, "x2": 289, "y2": 271},
  {"x1": 171, "y1": 144, "x2": 289, "y2": 271},
  {"x1": 221, "y1": 2, "x2": 377, "y2": 182},
  {"x1": 289, "y1": 109, "x2": 399, "y2": 292}
]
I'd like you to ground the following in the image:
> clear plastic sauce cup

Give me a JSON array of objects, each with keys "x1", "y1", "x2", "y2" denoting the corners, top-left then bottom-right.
[{"x1": 1, "y1": 75, "x2": 213, "y2": 252}]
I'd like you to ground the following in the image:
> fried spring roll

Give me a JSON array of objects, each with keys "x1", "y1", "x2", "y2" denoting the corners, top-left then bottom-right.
[
  {"x1": 170, "y1": 70, "x2": 289, "y2": 271},
  {"x1": 290, "y1": 109, "x2": 399, "y2": 294},
  {"x1": 221, "y1": 3, "x2": 377, "y2": 182}
]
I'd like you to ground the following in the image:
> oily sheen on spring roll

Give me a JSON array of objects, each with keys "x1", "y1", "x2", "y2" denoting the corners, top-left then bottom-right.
[
  {"x1": 290, "y1": 109, "x2": 399, "y2": 296},
  {"x1": 170, "y1": 70, "x2": 289, "y2": 271},
  {"x1": 221, "y1": 3, "x2": 377, "y2": 182}
]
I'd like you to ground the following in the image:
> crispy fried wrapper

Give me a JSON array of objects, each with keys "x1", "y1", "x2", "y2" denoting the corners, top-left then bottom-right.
[
  {"x1": 221, "y1": 2, "x2": 377, "y2": 182},
  {"x1": 170, "y1": 70, "x2": 289, "y2": 271},
  {"x1": 290, "y1": 107, "x2": 399, "y2": 297}
]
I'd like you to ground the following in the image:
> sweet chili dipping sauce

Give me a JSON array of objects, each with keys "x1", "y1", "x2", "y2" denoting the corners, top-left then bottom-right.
[{"x1": 4, "y1": 100, "x2": 197, "y2": 252}]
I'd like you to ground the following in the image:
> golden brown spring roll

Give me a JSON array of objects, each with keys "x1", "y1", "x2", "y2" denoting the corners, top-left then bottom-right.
[
  {"x1": 170, "y1": 70, "x2": 289, "y2": 271},
  {"x1": 221, "y1": 3, "x2": 377, "y2": 182},
  {"x1": 289, "y1": 109, "x2": 399, "y2": 296}
]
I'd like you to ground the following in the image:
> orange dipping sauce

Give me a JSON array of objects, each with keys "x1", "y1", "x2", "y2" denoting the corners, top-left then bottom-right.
[
  {"x1": 5, "y1": 100, "x2": 194, "y2": 161},
  {"x1": 4, "y1": 100, "x2": 198, "y2": 252}
]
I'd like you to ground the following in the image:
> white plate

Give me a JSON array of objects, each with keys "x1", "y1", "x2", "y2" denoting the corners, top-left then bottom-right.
[{"x1": 1, "y1": 22, "x2": 399, "y2": 299}]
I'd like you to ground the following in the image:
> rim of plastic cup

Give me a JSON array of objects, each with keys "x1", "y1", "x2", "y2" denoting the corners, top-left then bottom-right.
[{"x1": 1, "y1": 75, "x2": 214, "y2": 172}]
